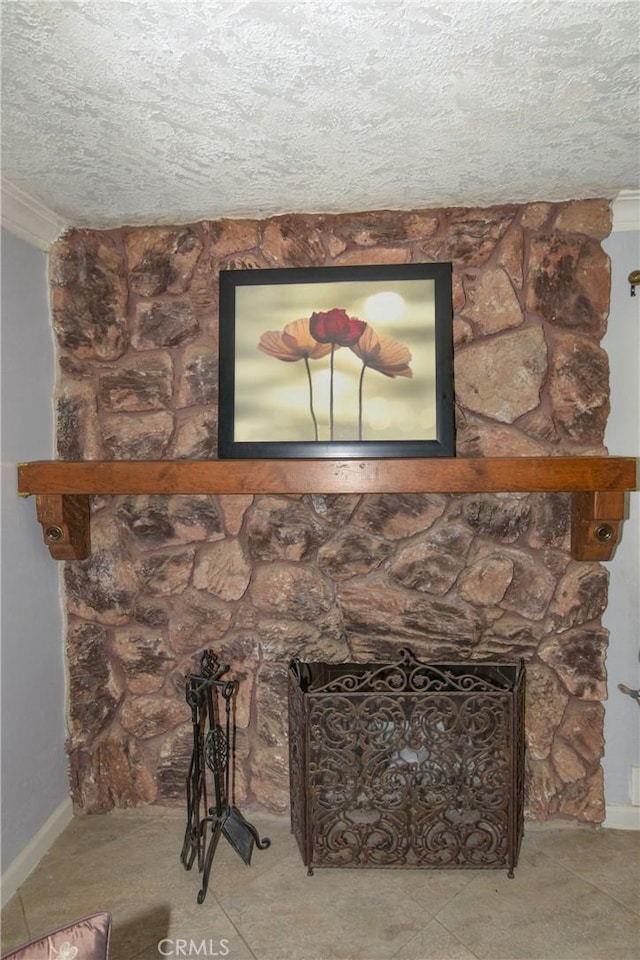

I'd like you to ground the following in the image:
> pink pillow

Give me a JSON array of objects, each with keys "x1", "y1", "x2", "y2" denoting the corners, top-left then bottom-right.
[{"x1": 1, "y1": 911, "x2": 111, "y2": 960}]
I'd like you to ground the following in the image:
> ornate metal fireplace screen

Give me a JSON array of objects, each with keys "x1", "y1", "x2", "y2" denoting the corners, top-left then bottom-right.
[{"x1": 288, "y1": 649, "x2": 525, "y2": 876}]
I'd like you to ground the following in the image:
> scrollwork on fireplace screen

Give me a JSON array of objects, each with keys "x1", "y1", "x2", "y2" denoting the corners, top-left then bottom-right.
[{"x1": 288, "y1": 648, "x2": 525, "y2": 877}]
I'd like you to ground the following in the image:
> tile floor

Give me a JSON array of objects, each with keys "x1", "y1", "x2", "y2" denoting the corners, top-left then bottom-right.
[{"x1": 1, "y1": 807, "x2": 638, "y2": 960}]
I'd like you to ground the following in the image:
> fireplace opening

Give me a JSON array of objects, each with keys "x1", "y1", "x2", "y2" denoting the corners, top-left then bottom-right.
[{"x1": 288, "y1": 649, "x2": 525, "y2": 877}]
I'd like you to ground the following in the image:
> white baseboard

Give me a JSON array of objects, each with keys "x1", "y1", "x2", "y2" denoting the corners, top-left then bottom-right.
[
  {"x1": 1, "y1": 797, "x2": 73, "y2": 908},
  {"x1": 603, "y1": 804, "x2": 640, "y2": 830}
]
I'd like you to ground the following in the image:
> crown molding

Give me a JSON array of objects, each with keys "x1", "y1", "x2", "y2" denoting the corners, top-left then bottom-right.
[
  {"x1": 1, "y1": 179, "x2": 637, "y2": 246},
  {"x1": 611, "y1": 189, "x2": 640, "y2": 232},
  {"x1": 1, "y1": 179, "x2": 68, "y2": 251}
]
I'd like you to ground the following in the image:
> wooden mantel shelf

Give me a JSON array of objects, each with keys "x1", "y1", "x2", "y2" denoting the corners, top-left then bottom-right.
[{"x1": 17, "y1": 456, "x2": 639, "y2": 562}]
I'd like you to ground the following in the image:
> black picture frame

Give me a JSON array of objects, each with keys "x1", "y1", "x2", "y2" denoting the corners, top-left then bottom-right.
[{"x1": 218, "y1": 262, "x2": 455, "y2": 459}]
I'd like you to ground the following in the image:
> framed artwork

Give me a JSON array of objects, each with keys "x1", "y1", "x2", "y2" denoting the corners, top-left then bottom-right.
[{"x1": 218, "y1": 261, "x2": 454, "y2": 459}]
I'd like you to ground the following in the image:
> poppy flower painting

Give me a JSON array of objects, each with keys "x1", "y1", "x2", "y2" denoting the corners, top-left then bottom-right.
[{"x1": 218, "y1": 262, "x2": 454, "y2": 459}]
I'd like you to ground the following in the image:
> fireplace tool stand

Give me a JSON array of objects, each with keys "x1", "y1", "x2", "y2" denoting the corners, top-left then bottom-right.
[{"x1": 181, "y1": 650, "x2": 270, "y2": 903}]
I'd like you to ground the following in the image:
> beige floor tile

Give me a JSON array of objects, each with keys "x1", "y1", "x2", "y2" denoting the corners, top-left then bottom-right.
[
  {"x1": 527, "y1": 826, "x2": 640, "y2": 915},
  {"x1": 113, "y1": 901, "x2": 256, "y2": 960},
  {"x1": 393, "y1": 919, "x2": 480, "y2": 960},
  {"x1": 16, "y1": 845, "x2": 169, "y2": 928},
  {"x1": 0, "y1": 894, "x2": 30, "y2": 954},
  {"x1": 14, "y1": 825, "x2": 207, "y2": 956},
  {"x1": 435, "y1": 845, "x2": 640, "y2": 960},
  {"x1": 107, "y1": 903, "x2": 173, "y2": 960},
  {"x1": 391, "y1": 870, "x2": 479, "y2": 917},
  {"x1": 217, "y1": 855, "x2": 437, "y2": 960}
]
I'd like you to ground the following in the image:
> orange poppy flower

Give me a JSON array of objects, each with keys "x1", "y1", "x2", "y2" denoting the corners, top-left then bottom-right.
[
  {"x1": 350, "y1": 326, "x2": 413, "y2": 378},
  {"x1": 258, "y1": 318, "x2": 333, "y2": 362}
]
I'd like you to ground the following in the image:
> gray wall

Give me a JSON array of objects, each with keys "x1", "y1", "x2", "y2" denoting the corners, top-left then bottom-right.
[
  {"x1": 1, "y1": 228, "x2": 69, "y2": 869},
  {"x1": 602, "y1": 224, "x2": 640, "y2": 806}
]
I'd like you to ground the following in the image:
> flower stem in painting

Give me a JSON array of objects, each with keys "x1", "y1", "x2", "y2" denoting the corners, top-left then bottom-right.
[
  {"x1": 304, "y1": 357, "x2": 319, "y2": 441},
  {"x1": 258, "y1": 318, "x2": 332, "y2": 442},
  {"x1": 309, "y1": 309, "x2": 367, "y2": 443},
  {"x1": 352, "y1": 327, "x2": 413, "y2": 441},
  {"x1": 358, "y1": 363, "x2": 366, "y2": 441},
  {"x1": 329, "y1": 345, "x2": 335, "y2": 441}
]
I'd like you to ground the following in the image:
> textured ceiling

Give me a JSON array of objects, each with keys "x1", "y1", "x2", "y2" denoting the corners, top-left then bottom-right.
[{"x1": 1, "y1": 0, "x2": 639, "y2": 228}]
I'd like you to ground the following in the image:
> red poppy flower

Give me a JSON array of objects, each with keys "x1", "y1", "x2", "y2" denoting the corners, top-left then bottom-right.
[{"x1": 309, "y1": 309, "x2": 367, "y2": 347}]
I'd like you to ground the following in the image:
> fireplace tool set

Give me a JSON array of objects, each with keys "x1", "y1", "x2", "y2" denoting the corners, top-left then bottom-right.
[{"x1": 181, "y1": 649, "x2": 270, "y2": 904}]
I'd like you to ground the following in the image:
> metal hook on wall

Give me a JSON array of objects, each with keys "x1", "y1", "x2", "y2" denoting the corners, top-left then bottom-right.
[
  {"x1": 628, "y1": 270, "x2": 640, "y2": 297},
  {"x1": 617, "y1": 648, "x2": 640, "y2": 707},
  {"x1": 618, "y1": 683, "x2": 640, "y2": 706}
]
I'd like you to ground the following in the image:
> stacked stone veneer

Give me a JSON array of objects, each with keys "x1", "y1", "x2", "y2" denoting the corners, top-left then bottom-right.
[{"x1": 52, "y1": 200, "x2": 613, "y2": 822}]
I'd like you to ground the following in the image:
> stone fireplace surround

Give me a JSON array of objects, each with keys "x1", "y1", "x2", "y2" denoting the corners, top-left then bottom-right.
[{"x1": 52, "y1": 199, "x2": 614, "y2": 823}]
